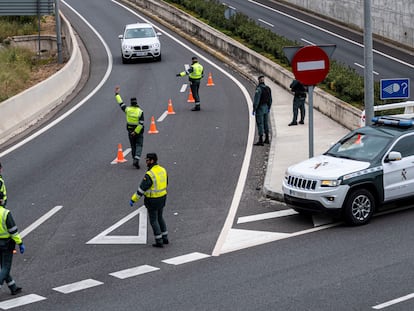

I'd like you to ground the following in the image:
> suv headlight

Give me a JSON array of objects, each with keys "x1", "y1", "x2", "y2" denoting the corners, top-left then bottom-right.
[
  {"x1": 153, "y1": 42, "x2": 160, "y2": 48},
  {"x1": 320, "y1": 179, "x2": 342, "y2": 187}
]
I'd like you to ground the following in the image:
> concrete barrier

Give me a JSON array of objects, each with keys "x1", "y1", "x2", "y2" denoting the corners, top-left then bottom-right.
[
  {"x1": 0, "y1": 13, "x2": 83, "y2": 146},
  {"x1": 122, "y1": 0, "x2": 361, "y2": 130}
]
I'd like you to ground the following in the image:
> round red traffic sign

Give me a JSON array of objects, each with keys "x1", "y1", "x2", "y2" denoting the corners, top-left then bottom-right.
[{"x1": 291, "y1": 46, "x2": 330, "y2": 86}]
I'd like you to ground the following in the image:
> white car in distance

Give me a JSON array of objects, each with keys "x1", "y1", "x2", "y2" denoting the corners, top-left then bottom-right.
[{"x1": 119, "y1": 23, "x2": 161, "y2": 63}]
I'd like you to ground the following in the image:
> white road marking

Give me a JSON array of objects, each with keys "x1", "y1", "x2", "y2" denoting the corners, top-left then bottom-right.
[
  {"x1": 86, "y1": 206, "x2": 147, "y2": 244},
  {"x1": 20, "y1": 205, "x2": 63, "y2": 238},
  {"x1": 109, "y1": 265, "x2": 160, "y2": 279},
  {"x1": 301, "y1": 38, "x2": 315, "y2": 45},
  {"x1": 158, "y1": 111, "x2": 168, "y2": 122},
  {"x1": 0, "y1": 294, "x2": 46, "y2": 310},
  {"x1": 237, "y1": 209, "x2": 298, "y2": 224},
  {"x1": 372, "y1": 292, "x2": 414, "y2": 309},
  {"x1": 53, "y1": 279, "x2": 103, "y2": 294},
  {"x1": 354, "y1": 62, "x2": 379, "y2": 75},
  {"x1": 180, "y1": 84, "x2": 188, "y2": 92},
  {"x1": 162, "y1": 252, "x2": 211, "y2": 265},
  {"x1": 258, "y1": 18, "x2": 274, "y2": 27},
  {"x1": 110, "y1": 148, "x2": 131, "y2": 164}
]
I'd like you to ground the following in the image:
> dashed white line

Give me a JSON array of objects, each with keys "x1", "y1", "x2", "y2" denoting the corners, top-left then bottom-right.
[
  {"x1": 111, "y1": 148, "x2": 131, "y2": 164},
  {"x1": 354, "y1": 62, "x2": 379, "y2": 75},
  {"x1": 53, "y1": 279, "x2": 103, "y2": 294},
  {"x1": 258, "y1": 18, "x2": 274, "y2": 27},
  {"x1": 162, "y1": 252, "x2": 210, "y2": 265},
  {"x1": 180, "y1": 84, "x2": 188, "y2": 92},
  {"x1": 0, "y1": 294, "x2": 46, "y2": 310},
  {"x1": 372, "y1": 292, "x2": 414, "y2": 309},
  {"x1": 109, "y1": 265, "x2": 160, "y2": 279},
  {"x1": 158, "y1": 111, "x2": 168, "y2": 122}
]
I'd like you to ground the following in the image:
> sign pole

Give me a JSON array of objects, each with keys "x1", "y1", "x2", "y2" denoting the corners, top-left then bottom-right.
[
  {"x1": 308, "y1": 85, "x2": 314, "y2": 158},
  {"x1": 55, "y1": 0, "x2": 63, "y2": 64}
]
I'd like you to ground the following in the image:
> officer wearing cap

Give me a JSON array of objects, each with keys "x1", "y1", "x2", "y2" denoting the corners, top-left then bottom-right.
[
  {"x1": 0, "y1": 162, "x2": 7, "y2": 206},
  {"x1": 0, "y1": 191, "x2": 25, "y2": 295},
  {"x1": 129, "y1": 153, "x2": 169, "y2": 248},
  {"x1": 252, "y1": 75, "x2": 272, "y2": 146},
  {"x1": 114, "y1": 86, "x2": 145, "y2": 169},
  {"x1": 176, "y1": 56, "x2": 204, "y2": 111}
]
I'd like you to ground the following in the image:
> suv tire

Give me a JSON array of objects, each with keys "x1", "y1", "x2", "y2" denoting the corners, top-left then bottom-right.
[{"x1": 343, "y1": 189, "x2": 375, "y2": 226}]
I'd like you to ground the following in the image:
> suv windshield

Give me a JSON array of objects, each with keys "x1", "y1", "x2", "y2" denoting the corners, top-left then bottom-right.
[
  {"x1": 325, "y1": 132, "x2": 391, "y2": 161},
  {"x1": 125, "y1": 27, "x2": 155, "y2": 39}
]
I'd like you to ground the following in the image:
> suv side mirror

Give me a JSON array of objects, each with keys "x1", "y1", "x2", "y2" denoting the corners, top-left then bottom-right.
[
  {"x1": 385, "y1": 151, "x2": 402, "y2": 162},
  {"x1": 118, "y1": 35, "x2": 123, "y2": 39}
]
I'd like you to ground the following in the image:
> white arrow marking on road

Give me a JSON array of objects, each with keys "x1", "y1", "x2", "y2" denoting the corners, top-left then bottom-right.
[
  {"x1": 86, "y1": 206, "x2": 147, "y2": 244},
  {"x1": 297, "y1": 60, "x2": 325, "y2": 71}
]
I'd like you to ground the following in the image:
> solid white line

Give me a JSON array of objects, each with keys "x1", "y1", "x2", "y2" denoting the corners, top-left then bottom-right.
[
  {"x1": 237, "y1": 209, "x2": 298, "y2": 224},
  {"x1": 109, "y1": 265, "x2": 160, "y2": 279},
  {"x1": 158, "y1": 111, "x2": 168, "y2": 122},
  {"x1": 248, "y1": 0, "x2": 414, "y2": 69},
  {"x1": 53, "y1": 279, "x2": 103, "y2": 294},
  {"x1": 258, "y1": 18, "x2": 274, "y2": 27},
  {"x1": 20, "y1": 205, "x2": 63, "y2": 238},
  {"x1": 372, "y1": 292, "x2": 414, "y2": 309},
  {"x1": 354, "y1": 62, "x2": 380, "y2": 75},
  {"x1": 0, "y1": 1, "x2": 113, "y2": 158},
  {"x1": 298, "y1": 60, "x2": 325, "y2": 71},
  {"x1": 0, "y1": 294, "x2": 46, "y2": 310},
  {"x1": 180, "y1": 84, "x2": 188, "y2": 92},
  {"x1": 162, "y1": 252, "x2": 211, "y2": 265}
]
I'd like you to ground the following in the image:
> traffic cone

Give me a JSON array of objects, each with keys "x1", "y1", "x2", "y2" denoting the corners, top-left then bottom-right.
[
  {"x1": 206, "y1": 72, "x2": 215, "y2": 86},
  {"x1": 355, "y1": 134, "x2": 362, "y2": 144},
  {"x1": 167, "y1": 99, "x2": 176, "y2": 115},
  {"x1": 115, "y1": 143, "x2": 127, "y2": 163},
  {"x1": 148, "y1": 116, "x2": 159, "y2": 134},
  {"x1": 187, "y1": 89, "x2": 195, "y2": 103}
]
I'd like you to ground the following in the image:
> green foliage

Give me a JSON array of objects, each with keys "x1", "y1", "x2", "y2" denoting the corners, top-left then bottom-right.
[
  {"x1": 165, "y1": 0, "x2": 384, "y2": 110},
  {"x1": 0, "y1": 16, "x2": 38, "y2": 41}
]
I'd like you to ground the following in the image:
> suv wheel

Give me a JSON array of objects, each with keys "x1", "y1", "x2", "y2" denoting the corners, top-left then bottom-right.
[{"x1": 343, "y1": 189, "x2": 375, "y2": 226}]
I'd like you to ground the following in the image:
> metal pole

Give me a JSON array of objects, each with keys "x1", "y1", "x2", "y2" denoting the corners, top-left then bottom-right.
[
  {"x1": 55, "y1": 0, "x2": 63, "y2": 64},
  {"x1": 364, "y1": 0, "x2": 374, "y2": 125},
  {"x1": 308, "y1": 85, "x2": 314, "y2": 158},
  {"x1": 37, "y1": 0, "x2": 41, "y2": 58}
]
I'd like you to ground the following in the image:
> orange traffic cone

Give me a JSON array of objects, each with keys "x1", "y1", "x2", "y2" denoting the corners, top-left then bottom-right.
[
  {"x1": 206, "y1": 72, "x2": 215, "y2": 86},
  {"x1": 167, "y1": 99, "x2": 176, "y2": 115},
  {"x1": 115, "y1": 143, "x2": 127, "y2": 163},
  {"x1": 187, "y1": 89, "x2": 195, "y2": 103},
  {"x1": 148, "y1": 116, "x2": 159, "y2": 134},
  {"x1": 355, "y1": 134, "x2": 362, "y2": 144}
]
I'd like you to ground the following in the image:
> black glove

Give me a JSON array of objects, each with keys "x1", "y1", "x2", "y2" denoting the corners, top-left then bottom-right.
[{"x1": 176, "y1": 73, "x2": 180, "y2": 77}]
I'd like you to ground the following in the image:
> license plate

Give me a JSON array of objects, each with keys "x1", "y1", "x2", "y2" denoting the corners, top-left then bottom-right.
[
  {"x1": 135, "y1": 52, "x2": 147, "y2": 56},
  {"x1": 290, "y1": 189, "x2": 306, "y2": 199}
]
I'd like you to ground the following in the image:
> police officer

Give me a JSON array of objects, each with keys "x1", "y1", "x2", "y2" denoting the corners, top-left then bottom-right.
[
  {"x1": 289, "y1": 79, "x2": 307, "y2": 126},
  {"x1": 0, "y1": 192, "x2": 25, "y2": 295},
  {"x1": 176, "y1": 56, "x2": 204, "y2": 111},
  {"x1": 0, "y1": 162, "x2": 7, "y2": 206},
  {"x1": 129, "y1": 153, "x2": 168, "y2": 248},
  {"x1": 253, "y1": 75, "x2": 272, "y2": 146},
  {"x1": 115, "y1": 86, "x2": 144, "y2": 169}
]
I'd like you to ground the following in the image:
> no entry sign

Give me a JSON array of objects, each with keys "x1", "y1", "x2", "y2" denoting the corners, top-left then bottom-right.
[{"x1": 291, "y1": 46, "x2": 330, "y2": 86}]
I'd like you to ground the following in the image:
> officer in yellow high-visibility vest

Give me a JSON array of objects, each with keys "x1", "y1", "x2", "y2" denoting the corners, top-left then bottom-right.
[
  {"x1": 115, "y1": 86, "x2": 144, "y2": 169},
  {"x1": 176, "y1": 56, "x2": 204, "y2": 111},
  {"x1": 0, "y1": 191, "x2": 25, "y2": 295},
  {"x1": 129, "y1": 153, "x2": 168, "y2": 248},
  {"x1": 0, "y1": 162, "x2": 7, "y2": 206}
]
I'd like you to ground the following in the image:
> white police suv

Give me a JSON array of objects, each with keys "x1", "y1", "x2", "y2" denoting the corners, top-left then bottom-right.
[
  {"x1": 118, "y1": 23, "x2": 161, "y2": 63},
  {"x1": 283, "y1": 116, "x2": 414, "y2": 225}
]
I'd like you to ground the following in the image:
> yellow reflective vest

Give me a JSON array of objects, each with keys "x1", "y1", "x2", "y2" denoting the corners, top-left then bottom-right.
[
  {"x1": 144, "y1": 165, "x2": 167, "y2": 198},
  {"x1": 126, "y1": 106, "x2": 144, "y2": 134},
  {"x1": 0, "y1": 207, "x2": 22, "y2": 245}
]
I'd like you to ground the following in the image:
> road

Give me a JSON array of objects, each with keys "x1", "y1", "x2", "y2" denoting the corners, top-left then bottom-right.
[
  {"x1": 0, "y1": 0, "x2": 413, "y2": 310},
  {"x1": 221, "y1": 0, "x2": 414, "y2": 100}
]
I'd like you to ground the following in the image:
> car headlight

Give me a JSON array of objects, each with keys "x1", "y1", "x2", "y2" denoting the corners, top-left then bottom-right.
[
  {"x1": 153, "y1": 42, "x2": 160, "y2": 48},
  {"x1": 320, "y1": 179, "x2": 342, "y2": 187},
  {"x1": 123, "y1": 45, "x2": 132, "y2": 50}
]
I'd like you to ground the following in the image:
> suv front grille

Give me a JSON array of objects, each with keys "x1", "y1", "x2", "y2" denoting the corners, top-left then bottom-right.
[
  {"x1": 287, "y1": 176, "x2": 317, "y2": 190},
  {"x1": 133, "y1": 45, "x2": 150, "y2": 51}
]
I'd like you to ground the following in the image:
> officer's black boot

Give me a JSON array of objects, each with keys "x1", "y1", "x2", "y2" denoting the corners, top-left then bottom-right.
[
  {"x1": 162, "y1": 235, "x2": 169, "y2": 245},
  {"x1": 191, "y1": 104, "x2": 200, "y2": 111},
  {"x1": 152, "y1": 238, "x2": 164, "y2": 248},
  {"x1": 254, "y1": 135, "x2": 264, "y2": 146},
  {"x1": 9, "y1": 282, "x2": 22, "y2": 295},
  {"x1": 133, "y1": 159, "x2": 140, "y2": 169},
  {"x1": 264, "y1": 134, "x2": 270, "y2": 144}
]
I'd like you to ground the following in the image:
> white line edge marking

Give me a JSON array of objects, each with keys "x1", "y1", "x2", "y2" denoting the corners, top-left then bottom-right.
[
  {"x1": 300, "y1": 38, "x2": 315, "y2": 45},
  {"x1": 180, "y1": 84, "x2": 188, "y2": 92},
  {"x1": 0, "y1": 294, "x2": 47, "y2": 310},
  {"x1": 372, "y1": 292, "x2": 414, "y2": 309},
  {"x1": 111, "y1": 0, "x2": 255, "y2": 258},
  {"x1": 354, "y1": 62, "x2": 380, "y2": 75},
  {"x1": 53, "y1": 279, "x2": 103, "y2": 294},
  {"x1": 258, "y1": 18, "x2": 274, "y2": 27},
  {"x1": 248, "y1": 0, "x2": 414, "y2": 69},
  {"x1": 20, "y1": 205, "x2": 63, "y2": 238},
  {"x1": 162, "y1": 252, "x2": 211, "y2": 265},
  {"x1": 237, "y1": 209, "x2": 298, "y2": 224},
  {"x1": 0, "y1": 0, "x2": 113, "y2": 158},
  {"x1": 109, "y1": 265, "x2": 160, "y2": 279}
]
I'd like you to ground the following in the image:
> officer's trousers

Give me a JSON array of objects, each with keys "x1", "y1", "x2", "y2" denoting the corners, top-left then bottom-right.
[
  {"x1": 292, "y1": 97, "x2": 306, "y2": 123},
  {"x1": 144, "y1": 196, "x2": 167, "y2": 240},
  {"x1": 0, "y1": 249, "x2": 17, "y2": 291},
  {"x1": 128, "y1": 132, "x2": 144, "y2": 161},
  {"x1": 190, "y1": 79, "x2": 201, "y2": 103},
  {"x1": 255, "y1": 105, "x2": 270, "y2": 136}
]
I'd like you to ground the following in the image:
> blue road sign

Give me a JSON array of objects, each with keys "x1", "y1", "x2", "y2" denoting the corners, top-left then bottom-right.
[{"x1": 380, "y1": 78, "x2": 410, "y2": 100}]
